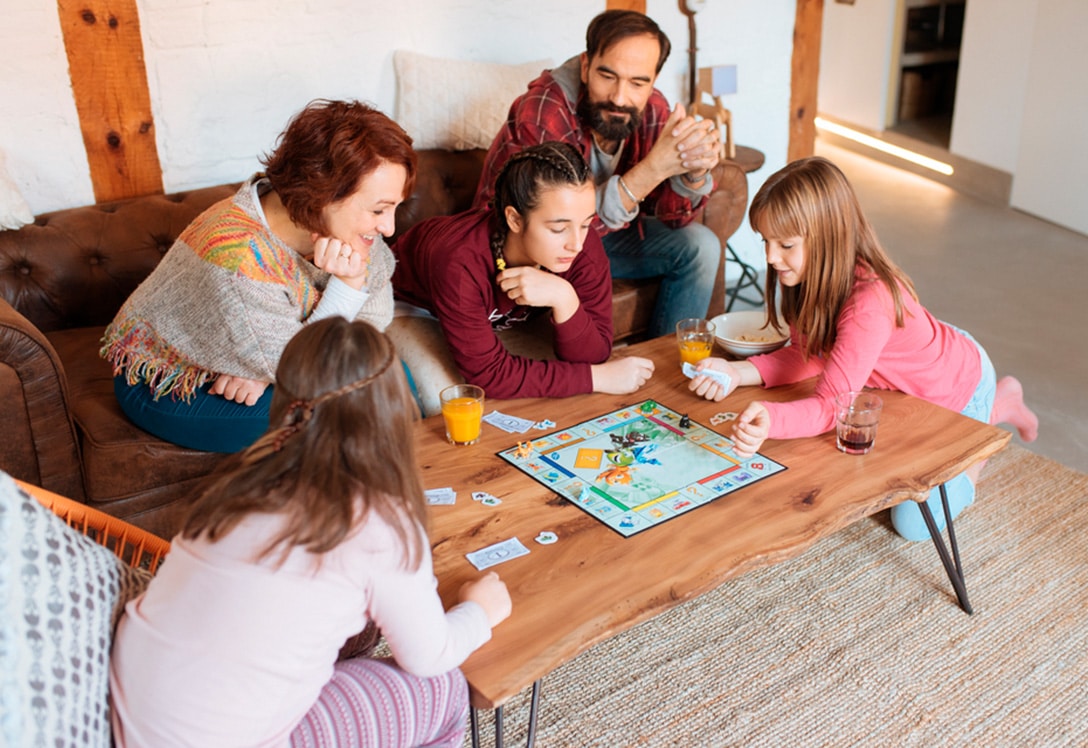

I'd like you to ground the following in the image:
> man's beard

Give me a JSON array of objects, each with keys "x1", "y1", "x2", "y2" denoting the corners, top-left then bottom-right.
[{"x1": 578, "y1": 98, "x2": 642, "y2": 143}]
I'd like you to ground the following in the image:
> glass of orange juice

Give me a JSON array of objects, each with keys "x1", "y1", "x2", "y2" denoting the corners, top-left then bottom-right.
[
  {"x1": 676, "y1": 318, "x2": 715, "y2": 365},
  {"x1": 439, "y1": 384, "x2": 485, "y2": 446}
]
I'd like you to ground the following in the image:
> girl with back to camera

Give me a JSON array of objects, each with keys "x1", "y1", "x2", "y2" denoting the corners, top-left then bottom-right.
[
  {"x1": 688, "y1": 156, "x2": 1038, "y2": 541},
  {"x1": 109, "y1": 318, "x2": 511, "y2": 747},
  {"x1": 389, "y1": 141, "x2": 654, "y2": 415}
]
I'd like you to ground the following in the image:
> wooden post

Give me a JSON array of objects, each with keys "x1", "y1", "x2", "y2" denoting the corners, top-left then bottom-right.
[
  {"x1": 607, "y1": 0, "x2": 646, "y2": 12},
  {"x1": 789, "y1": 0, "x2": 824, "y2": 162},
  {"x1": 57, "y1": 0, "x2": 163, "y2": 202}
]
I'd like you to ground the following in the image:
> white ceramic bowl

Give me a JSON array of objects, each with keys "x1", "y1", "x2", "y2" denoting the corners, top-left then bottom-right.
[{"x1": 709, "y1": 311, "x2": 788, "y2": 358}]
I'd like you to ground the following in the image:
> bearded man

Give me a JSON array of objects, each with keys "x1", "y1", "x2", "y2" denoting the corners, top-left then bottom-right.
[{"x1": 474, "y1": 9, "x2": 723, "y2": 338}]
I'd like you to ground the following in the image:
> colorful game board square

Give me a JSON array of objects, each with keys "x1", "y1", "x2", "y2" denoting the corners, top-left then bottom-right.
[
  {"x1": 556, "y1": 432, "x2": 575, "y2": 441},
  {"x1": 574, "y1": 448, "x2": 604, "y2": 469}
]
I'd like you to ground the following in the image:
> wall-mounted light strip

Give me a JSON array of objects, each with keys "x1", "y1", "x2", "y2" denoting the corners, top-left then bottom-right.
[{"x1": 815, "y1": 117, "x2": 955, "y2": 176}]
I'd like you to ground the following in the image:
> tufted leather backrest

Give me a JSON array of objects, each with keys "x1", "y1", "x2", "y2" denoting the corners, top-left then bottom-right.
[
  {"x1": 394, "y1": 148, "x2": 487, "y2": 238},
  {"x1": 0, "y1": 185, "x2": 238, "y2": 333},
  {"x1": 0, "y1": 148, "x2": 490, "y2": 335}
]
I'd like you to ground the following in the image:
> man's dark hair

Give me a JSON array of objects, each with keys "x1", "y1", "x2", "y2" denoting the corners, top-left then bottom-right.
[{"x1": 586, "y1": 10, "x2": 671, "y2": 74}]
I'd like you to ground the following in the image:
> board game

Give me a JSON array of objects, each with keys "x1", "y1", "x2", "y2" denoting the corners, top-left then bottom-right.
[{"x1": 497, "y1": 400, "x2": 787, "y2": 537}]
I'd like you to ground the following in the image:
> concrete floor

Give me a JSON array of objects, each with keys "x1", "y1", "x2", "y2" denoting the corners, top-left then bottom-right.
[{"x1": 798, "y1": 141, "x2": 1088, "y2": 473}]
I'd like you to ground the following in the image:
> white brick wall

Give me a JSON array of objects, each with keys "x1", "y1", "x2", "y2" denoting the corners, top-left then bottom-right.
[{"x1": 0, "y1": 0, "x2": 795, "y2": 266}]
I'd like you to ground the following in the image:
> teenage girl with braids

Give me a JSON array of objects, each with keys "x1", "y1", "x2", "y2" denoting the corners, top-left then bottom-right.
[
  {"x1": 389, "y1": 141, "x2": 654, "y2": 415},
  {"x1": 687, "y1": 156, "x2": 1038, "y2": 541},
  {"x1": 109, "y1": 318, "x2": 511, "y2": 747}
]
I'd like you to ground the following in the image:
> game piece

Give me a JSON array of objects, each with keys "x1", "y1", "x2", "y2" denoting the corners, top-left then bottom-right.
[
  {"x1": 639, "y1": 400, "x2": 656, "y2": 413},
  {"x1": 497, "y1": 400, "x2": 786, "y2": 538},
  {"x1": 466, "y1": 537, "x2": 530, "y2": 570},
  {"x1": 679, "y1": 414, "x2": 691, "y2": 428},
  {"x1": 682, "y1": 362, "x2": 733, "y2": 391},
  {"x1": 534, "y1": 531, "x2": 558, "y2": 545},
  {"x1": 514, "y1": 441, "x2": 533, "y2": 459},
  {"x1": 424, "y1": 487, "x2": 457, "y2": 505}
]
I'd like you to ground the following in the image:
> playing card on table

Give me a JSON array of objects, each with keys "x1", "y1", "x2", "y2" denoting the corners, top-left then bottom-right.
[
  {"x1": 424, "y1": 487, "x2": 457, "y2": 505},
  {"x1": 482, "y1": 410, "x2": 535, "y2": 433},
  {"x1": 682, "y1": 362, "x2": 732, "y2": 390},
  {"x1": 465, "y1": 537, "x2": 530, "y2": 570}
]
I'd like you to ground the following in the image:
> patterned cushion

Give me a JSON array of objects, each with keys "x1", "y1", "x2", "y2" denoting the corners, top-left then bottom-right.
[
  {"x1": 0, "y1": 472, "x2": 152, "y2": 747},
  {"x1": 393, "y1": 50, "x2": 552, "y2": 150}
]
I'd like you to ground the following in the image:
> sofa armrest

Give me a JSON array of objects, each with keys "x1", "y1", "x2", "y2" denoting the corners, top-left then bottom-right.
[{"x1": 0, "y1": 296, "x2": 85, "y2": 499}]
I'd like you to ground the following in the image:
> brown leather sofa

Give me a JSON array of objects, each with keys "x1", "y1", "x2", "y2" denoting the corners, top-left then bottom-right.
[{"x1": 0, "y1": 149, "x2": 750, "y2": 536}]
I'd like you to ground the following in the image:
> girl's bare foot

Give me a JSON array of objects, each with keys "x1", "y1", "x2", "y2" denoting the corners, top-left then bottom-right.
[{"x1": 991, "y1": 376, "x2": 1039, "y2": 442}]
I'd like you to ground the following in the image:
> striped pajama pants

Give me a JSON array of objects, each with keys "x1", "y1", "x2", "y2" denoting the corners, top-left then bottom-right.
[{"x1": 290, "y1": 657, "x2": 469, "y2": 748}]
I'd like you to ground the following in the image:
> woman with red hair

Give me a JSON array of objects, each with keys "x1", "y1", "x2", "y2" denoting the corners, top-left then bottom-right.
[{"x1": 102, "y1": 99, "x2": 417, "y2": 453}]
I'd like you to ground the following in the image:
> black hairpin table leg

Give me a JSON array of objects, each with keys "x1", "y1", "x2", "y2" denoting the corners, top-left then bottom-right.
[
  {"x1": 470, "y1": 679, "x2": 543, "y2": 748},
  {"x1": 918, "y1": 482, "x2": 973, "y2": 614}
]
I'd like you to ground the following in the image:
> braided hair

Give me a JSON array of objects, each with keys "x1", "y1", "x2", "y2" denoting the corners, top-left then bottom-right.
[{"x1": 489, "y1": 142, "x2": 592, "y2": 269}]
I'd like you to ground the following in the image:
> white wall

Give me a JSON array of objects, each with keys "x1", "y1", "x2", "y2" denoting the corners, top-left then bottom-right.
[
  {"x1": 0, "y1": 0, "x2": 795, "y2": 267},
  {"x1": 1010, "y1": 0, "x2": 1088, "y2": 236},
  {"x1": 949, "y1": 0, "x2": 1036, "y2": 173},
  {"x1": 817, "y1": 0, "x2": 899, "y2": 131}
]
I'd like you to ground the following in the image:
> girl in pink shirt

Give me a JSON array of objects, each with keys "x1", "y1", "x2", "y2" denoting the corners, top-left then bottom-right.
[
  {"x1": 688, "y1": 157, "x2": 1037, "y2": 540},
  {"x1": 109, "y1": 318, "x2": 512, "y2": 747}
]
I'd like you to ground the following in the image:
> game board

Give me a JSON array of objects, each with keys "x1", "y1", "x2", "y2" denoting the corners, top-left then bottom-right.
[{"x1": 497, "y1": 400, "x2": 787, "y2": 537}]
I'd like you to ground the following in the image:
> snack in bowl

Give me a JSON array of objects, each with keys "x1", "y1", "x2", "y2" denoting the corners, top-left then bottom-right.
[{"x1": 709, "y1": 310, "x2": 788, "y2": 357}]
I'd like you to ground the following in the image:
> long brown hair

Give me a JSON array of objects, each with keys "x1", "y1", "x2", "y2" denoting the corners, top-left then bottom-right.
[
  {"x1": 749, "y1": 156, "x2": 918, "y2": 358},
  {"x1": 182, "y1": 318, "x2": 427, "y2": 568},
  {"x1": 262, "y1": 99, "x2": 418, "y2": 237}
]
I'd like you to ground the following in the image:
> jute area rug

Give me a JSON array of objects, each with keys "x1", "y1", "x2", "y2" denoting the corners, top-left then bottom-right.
[{"x1": 465, "y1": 444, "x2": 1088, "y2": 747}]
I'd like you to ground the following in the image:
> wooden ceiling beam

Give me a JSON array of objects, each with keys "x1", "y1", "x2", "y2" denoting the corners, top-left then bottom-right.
[{"x1": 57, "y1": 0, "x2": 162, "y2": 202}]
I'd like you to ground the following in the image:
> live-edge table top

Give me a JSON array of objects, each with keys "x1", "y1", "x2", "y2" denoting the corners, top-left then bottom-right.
[{"x1": 415, "y1": 334, "x2": 1010, "y2": 709}]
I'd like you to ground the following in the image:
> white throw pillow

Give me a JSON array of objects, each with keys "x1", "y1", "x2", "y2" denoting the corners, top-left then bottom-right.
[
  {"x1": 394, "y1": 50, "x2": 552, "y2": 151},
  {"x1": 0, "y1": 473, "x2": 152, "y2": 747},
  {"x1": 0, "y1": 149, "x2": 33, "y2": 231}
]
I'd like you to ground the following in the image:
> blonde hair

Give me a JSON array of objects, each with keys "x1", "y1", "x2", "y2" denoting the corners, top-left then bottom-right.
[
  {"x1": 749, "y1": 156, "x2": 917, "y2": 358},
  {"x1": 182, "y1": 318, "x2": 427, "y2": 569}
]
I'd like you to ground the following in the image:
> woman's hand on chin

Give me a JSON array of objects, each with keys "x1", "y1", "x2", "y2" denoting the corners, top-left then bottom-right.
[{"x1": 311, "y1": 235, "x2": 369, "y2": 290}]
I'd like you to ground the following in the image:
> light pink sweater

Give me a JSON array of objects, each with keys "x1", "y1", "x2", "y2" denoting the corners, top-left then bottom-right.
[
  {"x1": 750, "y1": 269, "x2": 981, "y2": 439},
  {"x1": 109, "y1": 511, "x2": 489, "y2": 747}
]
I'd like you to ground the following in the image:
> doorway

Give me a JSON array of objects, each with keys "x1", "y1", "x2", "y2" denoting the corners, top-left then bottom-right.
[{"x1": 887, "y1": 0, "x2": 966, "y2": 148}]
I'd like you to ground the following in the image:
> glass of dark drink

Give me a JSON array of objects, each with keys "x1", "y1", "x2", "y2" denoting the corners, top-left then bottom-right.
[{"x1": 834, "y1": 391, "x2": 884, "y2": 455}]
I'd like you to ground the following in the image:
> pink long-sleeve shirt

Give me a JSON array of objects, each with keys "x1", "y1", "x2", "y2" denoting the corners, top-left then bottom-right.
[
  {"x1": 750, "y1": 268, "x2": 981, "y2": 439},
  {"x1": 109, "y1": 510, "x2": 489, "y2": 748}
]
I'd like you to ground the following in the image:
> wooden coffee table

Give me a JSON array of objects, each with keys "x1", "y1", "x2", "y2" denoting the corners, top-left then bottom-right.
[{"x1": 415, "y1": 335, "x2": 1010, "y2": 746}]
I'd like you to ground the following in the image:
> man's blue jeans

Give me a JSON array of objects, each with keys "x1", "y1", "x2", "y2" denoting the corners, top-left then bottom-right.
[{"x1": 602, "y1": 218, "x2": 721, "y2": 339}]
